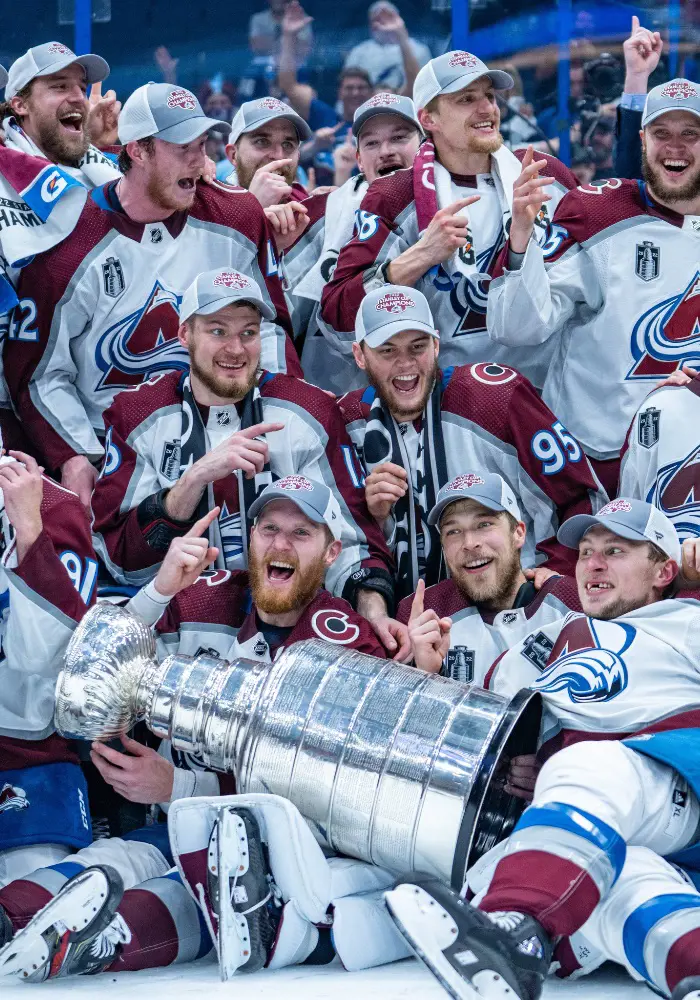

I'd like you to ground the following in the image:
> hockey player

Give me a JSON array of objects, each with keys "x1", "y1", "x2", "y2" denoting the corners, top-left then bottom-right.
[
  {"x1": 222, "y1": 97, "x2": 311, "y2": 206},
  {"x1": 339, "y1": 285, "x2": 606, "y2": 603},
  {"x1": 92, "y1": 268, "x2": 394, "y2": 624},
  {"x1": 487, "y1": 78, "x2": 700, "y2": 498},
  {"x1": 620, "y1": 371, "x2": 700, "y2": 546},
  {"x1": 3, "y1": 82, "x2": 299, "y2": 507},
  {"x1": 278, "y1": 91, "x2": 423, "y2": 392},
  {"x1": 386, "y1": 497, "x2": 700, "y2": 1000},
  {"x1": 0, "y1": 477, "x2": 393, "y2": 980},
  {"x1": 398, "y1": 473, "x2": 580, "y2": 687},
  {"x1": 320, "y1": 51, "x2": 578, "y2": 385}
]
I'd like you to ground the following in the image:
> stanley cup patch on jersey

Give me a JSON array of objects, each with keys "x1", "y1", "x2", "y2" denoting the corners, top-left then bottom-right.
[
  {"x1": 102, "y1": 256, "x2": 125, "y2": 298},
  {"x1": 636, "y1": 241, "x2": 660, "y2": 282},
  {"x1": 160, "y1": 440, "x2": 182, "y2": 480},
  {"x1": 446, "y1": 645, "x2": 475, "y2": 682},
  {"x1": 638, "y1": 407, "x2": 660, "y2": 448}
]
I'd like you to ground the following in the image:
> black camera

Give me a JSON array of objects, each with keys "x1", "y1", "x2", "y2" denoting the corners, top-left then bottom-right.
[{"x1": 582, "y1": 52, "x2": 624, "y2": 105}]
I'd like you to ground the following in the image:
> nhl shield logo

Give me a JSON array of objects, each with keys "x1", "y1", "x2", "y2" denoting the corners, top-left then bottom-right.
[
  {"x1": 102, "y1": 256, "x2": 125, "y2": 298},
  {"x1": 638, "y1": 406, "x2": 660, "y2": 449},
  {"x1": 636, "y1": 241, "x2": 660, "y2": 282},
  {"x1": 446, "y1": 645, "x2": 474, "y2": 683}
]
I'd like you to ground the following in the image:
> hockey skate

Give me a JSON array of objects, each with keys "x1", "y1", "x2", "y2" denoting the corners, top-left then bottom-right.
[
  {"x1": 673, "y1": 979, "x2": 700, "y2": 999},
  {"x1": 0, "y1": 865, "x2": 125, "y2": 982},
  {"x1": 385, "y1": 873, "x2": 551, "y2": 1000}
]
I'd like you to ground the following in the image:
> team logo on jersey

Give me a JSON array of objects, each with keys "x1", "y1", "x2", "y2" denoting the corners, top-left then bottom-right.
[
  {"x1": 533, "y1": 618, "x2": 633, "y2": 703},
  {"x1": 150, "y1": 228, "x2": 163, "y2": 244},
  {"x1": 160, "y1": 440, "x2": 181, "y2": 480},
  {"x1": 166, "y1": 88, "x2": 197, "y2": 111},
  {"x1": 448, "y1": 51, "x2": 479, "y2": 69},
  {"x1": 446, "y1": 645, "x2": 474, "y2": 682},
  {"x1": 95, "y1": 279, "x2": 188, "y2": 390},
  {"x1": 253, "y1": 638, "x2": 268, "y2": 656},
  {"x1": 470, "y1": 362, "x2": 517, "y2": 385},
  {"x1": 661, "y1": 81, "x2": 698, "y2": 100},
  {"x1": 216, "y1": 410, "x2": 231, "y2": 426},
  {"x1": 521, "y1": 630, "x2": 554, "y2": 671},
  {"x1": 200, "y1": 569, "x2": 232, "y2": 586},
  {"x1": 365, "y1": 93, "x2": 401, "y2": 107},
  {"x1": 627, "y1": 271, "x2": 700, "y2": 380},
  {"x1": 277, "y1": 475, "x2": 313, "y2": 491},
  {"x1": 638, "y1": 406, "x2": 660, "y2": 448},
  {"x1": 311, "y1": 609, "x2": 360, "y2": 644},
  {"x1": 636, "y1": 241, "x2": 660, "y2": 282},
  {"x1": 501, "y1": 612, "x2": 519, "y2": 624},
  {"x1": 0, "y1": 783, "x2": 29, "y2": 813},
  {"x1": 102, "y1": 256, "x2": 125, "y2": 298},
  {"x1": 578, "y1": 178, "x2": 623, "y2": 196},
  {"x1": 445, "y1": 474, "x2": 484, "y2": 490},
  {"x1": 651, "y1": 445, "x2": 700, "y2": 539},
  {"x1": 214, "y1": 270, "x2": 251, "y2": 290}
]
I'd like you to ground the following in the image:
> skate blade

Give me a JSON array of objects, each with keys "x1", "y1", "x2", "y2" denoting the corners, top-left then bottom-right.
[
  {"x1": 385, "y1": 885, "x2": 517, "y2": 1000},
  {"x1": 214, "y1": 808, "x2": 252, "y2": 981},
  {"x1": 0, "y1": 869, "x2": 110, "y2": 981}
]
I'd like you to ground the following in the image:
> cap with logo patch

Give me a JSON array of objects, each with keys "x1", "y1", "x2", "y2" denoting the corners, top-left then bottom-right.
[
  {"x1": 355, "y1": 285, "x2": 438, "y2": 348},
  {"x1": 557, "y1": 498, "x2": 681, "y2": 564},
  {"x1": 428, "y1": 472, "x2": 522, "y2": 526},
  {"x1": 229, "y1": 97, "x2": 312, "y2": 145},
  {"x1": 413, "y1": 51, "x2": 514, "y2": 112},
  {"x1": 179, "y1": 268, "x2": 275, "y2": 324},
  {"x1": 118, "y1": 83, "x2": 231, "y2": 145},
  {"x1": 248, "y1": 476, "x2": 343, "y2": 541},
  {"x1": 352, "y1": 93, "x2": 423, "y2": 139},
  {"x1": 0, "y1": 66, "x2": 7, "y2": 92},
  {"x1": 642, "y1": 79, "x2": 700, "y2": 128},
  {"x1": 6, "y1": 41, "x2": 109, "y2": 101}
]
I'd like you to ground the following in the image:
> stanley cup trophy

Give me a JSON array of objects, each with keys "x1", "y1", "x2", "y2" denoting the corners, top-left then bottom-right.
[{"x1": 55, "y1": 604, "x2": 541, "y2": 889}]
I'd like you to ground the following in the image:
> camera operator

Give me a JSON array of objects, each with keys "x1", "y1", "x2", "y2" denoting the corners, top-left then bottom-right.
[{"x1": 615, "y1": 15, "x2": 664, "y2": 179}]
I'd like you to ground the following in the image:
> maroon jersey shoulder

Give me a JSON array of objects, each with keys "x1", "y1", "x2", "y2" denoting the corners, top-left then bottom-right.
[
  {"x1": 103, "y1": 370, "x2": 182, "y2": 438},
  {"x1": 528, "y1": 574, "x2": 582, "y2": 617},
  {"x1": 190, "y1": 180, "x2": 268, "y2": 241},
  {"x1": 513, "y1": 148, "x2": 578, "y2": 191},
  {"x1": 551, "y1": 179, "x2": 650, "y2": 244},
  {"x1": 442, "y1": 363, "x2": 531, "y2": 441},
  {"x1": 40, "y1": 478, "x2": 92, "y2": 543},
  {"x1": 263, "y1": 372, "x2": 343, "y2": 425},
  {"x1": 397, "y1": 579, "x2": 468, "y2": 625},
  {"x1": 361, "y1": 167, "x2": 414, "y2": 219},
  {"x1": 19, "y1": 193, "x2": 112, "y2": 289},
  {"x1": 160, "y1": 570, "x2": 250, "y2": 631},
  {"x1": 300, "y1": 190, "x2": 330, "y2": 227}
]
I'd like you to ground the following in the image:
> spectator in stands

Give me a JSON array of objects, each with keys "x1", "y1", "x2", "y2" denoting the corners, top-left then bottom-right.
[
  {"x1": 344, "y1": 2, "x2": 430, "y2": 95},
  {"x1": 249, "y1": 0, "x2": 313, "y2": 61},
  {"x1": 615, "y1": 15, "x2": 664, "y2": 179}
]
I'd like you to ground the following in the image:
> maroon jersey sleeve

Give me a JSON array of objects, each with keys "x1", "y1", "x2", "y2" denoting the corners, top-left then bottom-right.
[
  {"x1": 396, "y1": 579, "x2": 467, "y2": 625},
  {"x1": 320, "y1": 171, "x2": 415, "y2": 334},
  {"x1": 156, "y1": 571, "x2": 250, "y2": 635}
]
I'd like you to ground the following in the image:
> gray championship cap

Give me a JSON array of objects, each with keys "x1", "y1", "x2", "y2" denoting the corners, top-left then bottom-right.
[
  {"x1": 428, "y1": 472, "x2": 522, "y2": 526},
  {"x1": 557, "y1": 498, "x2": 681, "y2": 564},
  {"x1": 248, "y1": 475, "x2": 343, "y2": 541},
  {"x1": 414, "y1": 50, "x2": 514, "y2": 112},
  {"x1": 6, "y1": 41, "x2": 109, "y2": 101},
  {"x1": 642, "y1": 79, "x2": 700, "y2": 128},
  {"x1": 229, "y1": 97, "x2": 312, "y2": 145},
  {"x1": 355, "y1": 285, "x2": 439, "y2": 348},
  {"x1": 179, "y1": 268, "x2": 275, "y2": 324},
  {"x1": 352, "y1": 92, "x2": 423, "y2": 138},
  {"x1": 118, "y1": 83, "x2": 231, "y2": 145},
  {"x1": 0, "y1": 66, "x2": 7, "y2": 91}
]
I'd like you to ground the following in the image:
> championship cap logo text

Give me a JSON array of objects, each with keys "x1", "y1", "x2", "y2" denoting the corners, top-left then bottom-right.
[
  {"x1": 366, "y1": 93, "x2": 401, "y2": 107},
  {"x1": 277, "y1": 475, "x2": 313, "y2": 492},
  {"x1": 446, "y1": 474, "x2": 485, "y2": 490},
  {"x1": 448, "y1": 51, "x2": 479, "y2": 69},
  {"x1": 213, "y1": 271, "x2": 250, "y2": 289},
  {"x1": 258, "y1": 97, "x2": 287, "y2": 111},
  {"x1": 375, "y1": 292, "x2": 415, "y2": 314},
  {"x1": 48, "y1": 43, "x2": 70, "y2": 55},
  {"x1": 599, "y1": 499, "x2": 633, "y2": 515},
  {"x1": 661, "y1": 81, "x2": 698, "y2": 101},
  {"x1": 167, "y1": 88, "x2": 197, "y2": 111}
]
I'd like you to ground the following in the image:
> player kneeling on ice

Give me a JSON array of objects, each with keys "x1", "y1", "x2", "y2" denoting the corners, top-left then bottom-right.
[
  {"x1": 386, "y1": 498, "x2": 700, "y2": 1000},
  {"x1": 0, "y1": 477, "x2": 391, "y2": 982}
]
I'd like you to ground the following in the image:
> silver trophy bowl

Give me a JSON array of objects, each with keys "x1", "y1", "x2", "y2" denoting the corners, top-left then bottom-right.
[{"x1": 56, "y1": 604, "x2": 541, "y2": 888}]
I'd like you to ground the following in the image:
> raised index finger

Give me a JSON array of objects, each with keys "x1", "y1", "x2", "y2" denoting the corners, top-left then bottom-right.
[
  {"x1": 185, "y1": 505, "x2": 221, "y2": 538},
  {"x1": 447, "y1": 195, "x2": 481, "y2": 213},
  {"x1": 409, "y1": 578, "x2": 426, "y2": 621},
  {"x1": 240, "y1": 421, "x2": 285, "y2": 438},
  {"x1": 259, "y1": 159, "x2": 295, "y2": 174}
]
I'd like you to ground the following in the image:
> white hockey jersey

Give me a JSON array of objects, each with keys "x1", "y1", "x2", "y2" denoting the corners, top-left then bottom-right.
[
  {"x1": 487, "y1": 179, "x2": 700, "y2": 463},
  {"x1": 620, "y1": 377, "x2": 700, "y2": 543},
  {"x1": 486, "y1": 598, "x2": 700, "y2": 757}
]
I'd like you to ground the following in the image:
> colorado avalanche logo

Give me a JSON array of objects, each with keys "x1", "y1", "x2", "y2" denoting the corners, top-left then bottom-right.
[
  {"x1": 650, "y1": 446, "x2": 700, "y2": 540},
  {"x1": 661, "y1": 81, "x2": 698, "y2": 100},
  {"x1": 533, "y1": 619, "x2": 634, "y2": 704},
  {"x1": 0, "y1": 783, "x2": 29, "y2": 812},
  {"x1": 448, "y1": 51, "x2": 479, "y2": 69},
  {"x1": 95, "y1": 280, "x2": 188, "y2": 390},
  {"x1": 599, "y1": 498, "x2": 632, "y2": 515},
  {"x1": 376, "y1": 292, "x2": 415, "y2": 313},
  {"x1": 366, "y1": 93, "x2": 401, "y2": 107},
  {"x1": 213, "y1": 271, "x2": 250, "y2": 290},
  {"x1": 445, "y1": 474, "x2": 484, "y2": 490},
  {"x1": 311, "y1": 609, "x2": 360, "y2": 644},
  {"x1": 258, "y1": 97, "x2": 287, "y2": 111},
  {"x1": 276, "y1": 475, "x2": 313, "y2": 491},
  {"x1": 166, "y1": 88, "x2": 197, "y2": 111},
  {"x1": 470, "y1": 362, "x2": 517, "y2": 385},
  {"x1": 48, "y1": 42, "x2": 70, "y2": 54},
  {"x1": 627, "y1": 272, "x2": 700, "y2": 380}
]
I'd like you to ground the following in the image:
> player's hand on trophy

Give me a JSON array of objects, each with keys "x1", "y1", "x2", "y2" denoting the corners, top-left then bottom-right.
[
  {"x1": 364, "y1": 461, "x2": 408, "y2": 522},
  {"x1": 0, "y1": 451, "x2": 45, "y2": 562},
  {"x1": 87, "y1": 81, "x2": 121, "y2": 147},
  {"x1": 248, "y1": 160, "x2": 295, "y2": 208},
  {"x1": 504, "y1": 754, "x2": 541, "y2": 801},
  {"x1": 416, "y1": 196, "x2": 481, "y2": 266},
  {"x1": 61, "y1": 454, "x2": 97, "y2": 512},
  {"x1": 265, "y1": 201, "x2": 310, "y2": 253},
  {"x1": 623, "y1": 15, "x2": 663, "y2": 93},
  {"x1": 509, "y1": 146, "x2": 554, "y2": 254},
  {"x1": 656, "y1": 364, "x2": 698, "y2": 389},
  {"x1": 90, "y1": 734, "x2": 175, "y2": 804},
  {"x1": 407, "y1": 579, "x2": 451, "y2": 673},
  {"x1": 681, "y1": 538, "x2": 700, "y2": 586},
  {"x1": 523, "y1": 565, "x2": 560, "y2": 590},
  {"x1": 154, "y1": 507, "x2": 221, "y2": 598}
]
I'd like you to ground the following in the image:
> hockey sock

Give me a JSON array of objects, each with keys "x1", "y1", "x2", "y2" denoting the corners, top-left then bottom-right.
[
  {"x1": 0, "y1": 860, "x2": 85, "y2": 931},
  {"x1": 622, "y1": 893, "x2": 700, "y2": 995}
]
